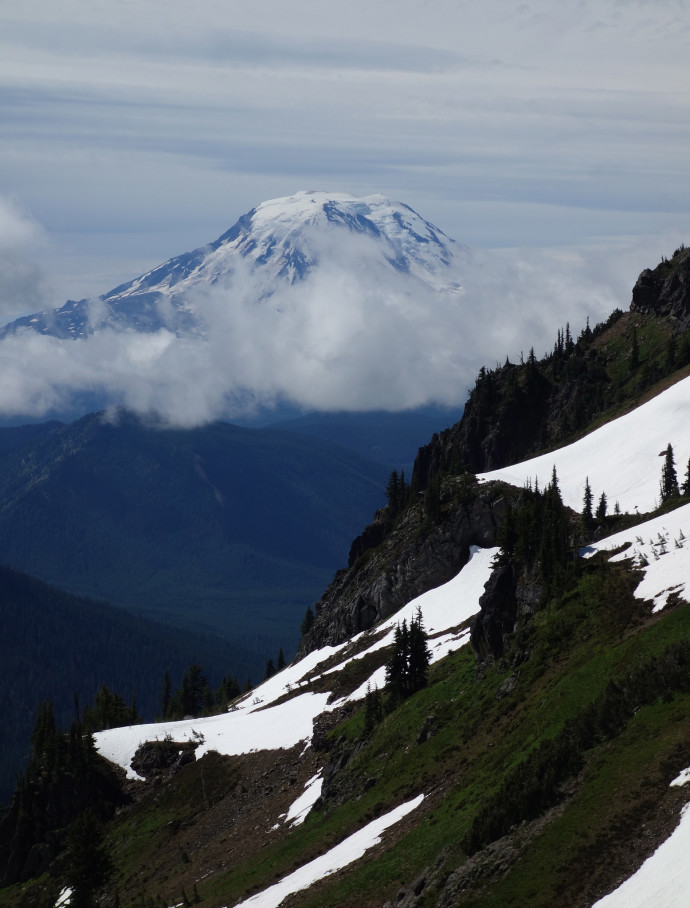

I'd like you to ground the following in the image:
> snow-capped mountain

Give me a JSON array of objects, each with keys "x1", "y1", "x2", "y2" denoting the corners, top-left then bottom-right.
[{"x1": 0, "y1": 192, "x2": 464, "y2": 341}]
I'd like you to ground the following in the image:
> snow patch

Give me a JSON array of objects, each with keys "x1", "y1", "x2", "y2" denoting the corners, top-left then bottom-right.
[
  {"x1": 480, "y1": 376, "x2": 690, "y2": 514},
  {"x1": 581, "y1": 504, "x2": 690, "y2": 612},
  {"x1": 95, "y1": 546, "x2": 498, "y2": 778},
  {"x1": 227, "y1": 794, "x2": 424, "y2": 908},
  {"x1": 592, "y1": 766, "x2": 690, "y2": 907},
  {"x1": 284, "y1": 772, "x2": 323, "y2": 827}
]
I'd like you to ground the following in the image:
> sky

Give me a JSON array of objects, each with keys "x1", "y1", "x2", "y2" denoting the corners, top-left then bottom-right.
[{"x1": 1, "y1": 0, "x2": 690, "y2": 421}]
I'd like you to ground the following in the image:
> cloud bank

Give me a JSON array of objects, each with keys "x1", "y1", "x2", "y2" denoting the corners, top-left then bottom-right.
[{"x1": 0, "y1": 230, "x2": 643, "y2": 426}]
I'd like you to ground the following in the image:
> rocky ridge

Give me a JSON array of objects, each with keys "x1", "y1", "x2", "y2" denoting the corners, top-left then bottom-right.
[{"x1": 298, "y1": 476, "x2": 509, "y2": 656}]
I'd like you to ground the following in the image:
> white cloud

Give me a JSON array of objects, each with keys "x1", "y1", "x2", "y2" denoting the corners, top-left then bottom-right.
[{"x1": 0, "y1": 227, "x2": 644, "y2": 426}]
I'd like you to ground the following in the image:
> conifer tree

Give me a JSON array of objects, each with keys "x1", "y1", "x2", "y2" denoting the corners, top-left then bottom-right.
[
  {"x1": 386, "y1": 469, "x2": 401, "y2": 513},
  {"x1": 61, "y1": 809, "x2": 113, "y2": 908},
  {"x1": 363, "y1": 683, "x2": 384, "y2": 735},
  {"x1": 596, "y1": 492, "x2": 607, "y2": 522},
  {"x1": 582, "y1": 478, "x2": 594, "y2": 531},
  {"x1": 300, "y1": 606, "x2": 315, "y2": 637},
  {"x1": 408, "y1": 607, "x2": 431, "y2": 693},
  {"x1": 385, "y1": 612, "x2": 430, "y2": 704},
  {"x1": 386, "y1": 621, "x2": 409, "y2": 703},
  {"x1": 539, "y1": 467, "x2": 569, "y2": 591},
  {"x1": 660, "y1": 443, "x2": 679, "y2": 501}
]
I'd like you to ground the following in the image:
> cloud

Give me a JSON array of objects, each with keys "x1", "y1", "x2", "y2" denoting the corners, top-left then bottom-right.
[{"x1": 0, "y1": 226, "x2": 645, "y2": 426}]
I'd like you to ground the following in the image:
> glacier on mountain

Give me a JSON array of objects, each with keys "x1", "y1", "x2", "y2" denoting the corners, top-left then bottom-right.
[{"x1": 1, "y1": 191, "x2": 463, "y2": 342}]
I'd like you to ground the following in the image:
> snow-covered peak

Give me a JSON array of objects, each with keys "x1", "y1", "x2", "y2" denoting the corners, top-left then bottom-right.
[
  {"x1": 0, "y1": 191, "x2": 463, "y2": 342},
  {"x1": 109, "y1": 190, "x2": 459, "y2": 299}
]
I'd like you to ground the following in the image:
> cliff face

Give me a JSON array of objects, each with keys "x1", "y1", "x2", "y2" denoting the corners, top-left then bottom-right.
[
  {"x1": 298, "y1": 478, "x2": 508, "y2": 655},
  {"x1": 631, "y1": 246, "x2": 690, "y2": 326}
]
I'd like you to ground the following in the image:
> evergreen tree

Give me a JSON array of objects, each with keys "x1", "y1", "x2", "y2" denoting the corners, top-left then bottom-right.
[
  {"x1": 596, "y1": 492, "x2": 608, "y2": 522},
  {"x1": 363, "y1": 684, "x2": 384, "y2": 736},
  {"x1": 386, "y1": 469, "x2": 401, "y2": 513},
  {"x1": 61, "y1": 809, "x2": 113, "y2": 908},
  {"x1": 168, "y1": 664, "x2": 208, "y2": 718},
  {"x1": 385, "y1": 621, "x2": 409, "y2": 704},
  {"x1": 582, "y1": 478, "x2": 594, "y2": 531},
  {"x1": 565, "y1": 322, "x2": 574, "y2": 354},
  {"x1": 386, "y1": 469, "x2": 409, "y2": 517},
  {"x1": 265, "y1": 658, "x2": 276, "y2": 680},
  {"x1": 660, "y1": 443, "x2": 679, "y2": 501},
  {"x1": 538, "y1": 467, "x2": 569, "y2": 591},
  {"x1": 408, "y1": 608, "x2": 431, "y2": 693},
  {"x1": 82, "y1": 684, "x2": 139, "y2": 734},
  {"x1": 31, "y1": 699, "x2": 58, "y2": 771},
  {"x1": 215, "y1": 674, "x2": 240, "y2": 710},
  {"x1": 385, "y1": 612, "x2": 430, "y2": 704}
]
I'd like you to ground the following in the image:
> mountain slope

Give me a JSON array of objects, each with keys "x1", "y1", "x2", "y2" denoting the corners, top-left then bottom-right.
[
  {"x1": 409, "y1": 245, "x2": 690, "y2": 482},
  {"x1": 5, "y1": 249, "x2": 690, "y2": 908},
  {"x1": 0, "y1": 564, "x2": 262, "y2": 806},
  {"x1": 0, "y1": 412, "x2": 388, "y2": 653}
]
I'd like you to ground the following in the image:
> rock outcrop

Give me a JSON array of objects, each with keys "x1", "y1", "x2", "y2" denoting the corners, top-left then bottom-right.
[
  {"x1": 631, "y1": 246, "x2": 690, "y2": 328},
  {"x1": 298, "y1": 478, "x2": 509, "y2": 655}
]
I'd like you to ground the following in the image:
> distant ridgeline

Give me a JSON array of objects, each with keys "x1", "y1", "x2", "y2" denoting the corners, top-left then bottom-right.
[{"x1": 0, "y1": 413, "x2": 390, "y2": 657}]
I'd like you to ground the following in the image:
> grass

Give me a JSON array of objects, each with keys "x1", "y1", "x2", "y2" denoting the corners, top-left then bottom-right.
[
  {"x1": 11, "y1": 530, "x2": 688, "y2": 908},
  {"x1": 210, "y1": 560, "x2": 690, "y2": 908}
]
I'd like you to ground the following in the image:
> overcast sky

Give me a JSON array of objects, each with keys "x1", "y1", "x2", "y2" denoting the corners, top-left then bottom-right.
[{"x1": 1, "y1": 0, "x2": 689, "y2": 421}]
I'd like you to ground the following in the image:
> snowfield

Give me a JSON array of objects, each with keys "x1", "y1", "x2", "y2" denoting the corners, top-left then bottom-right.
[{"x1": 479, "y1": 374, "x2": 690, "y2": 514}]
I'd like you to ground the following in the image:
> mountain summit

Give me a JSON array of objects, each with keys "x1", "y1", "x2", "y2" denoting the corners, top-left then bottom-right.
[{"x1": 1, "y1": 192, "x2": 464, "y2": 341}]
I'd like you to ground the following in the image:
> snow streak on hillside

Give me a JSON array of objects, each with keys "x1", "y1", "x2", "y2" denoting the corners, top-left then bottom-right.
[
  {"x1": 229, "y1": 795, "x2": 425, "y2": 908},
  {"x1": 479, "y1": 375, "x2": 690, "y2": 514},
  {"x1": 94, "y1": 546, "x2": 498, "y2": 781}
]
